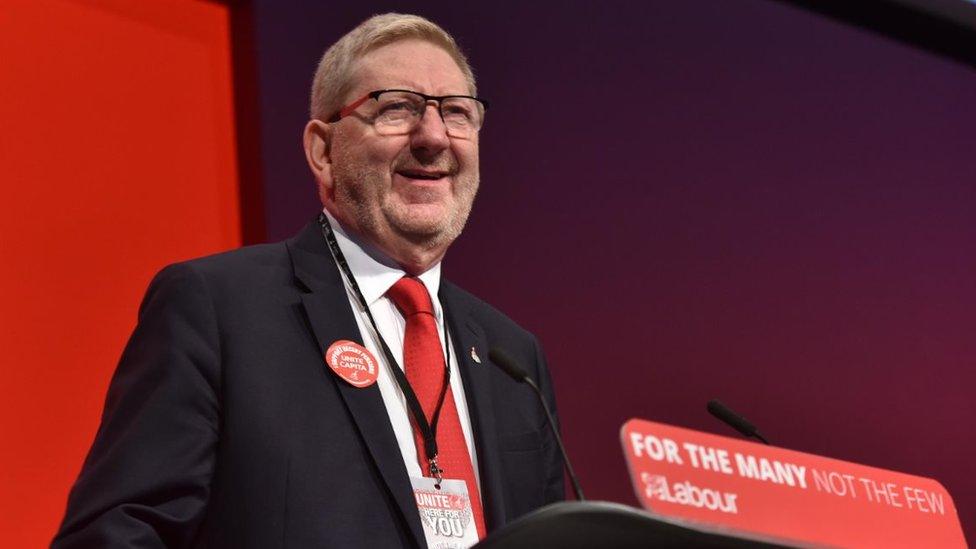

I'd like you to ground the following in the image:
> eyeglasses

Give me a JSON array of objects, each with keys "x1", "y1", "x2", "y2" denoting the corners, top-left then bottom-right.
[{"x1": 327, "y1": 89, "x2": 489, "y2": 139}]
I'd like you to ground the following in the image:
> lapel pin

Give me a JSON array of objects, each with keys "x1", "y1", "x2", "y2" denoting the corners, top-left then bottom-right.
[{"x1": 470, "y1": 347, "x2": 482, "y2": 364}]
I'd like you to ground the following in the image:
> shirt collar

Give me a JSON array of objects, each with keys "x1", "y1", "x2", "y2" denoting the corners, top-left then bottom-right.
[{"x1": 323, "y1": 208, "x2": 443, "y2": 314}]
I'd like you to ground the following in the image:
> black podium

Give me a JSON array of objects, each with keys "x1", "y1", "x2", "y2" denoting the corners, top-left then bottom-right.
[{"x1": 474, "y1": 501, "x2": 793, "y2": 548}]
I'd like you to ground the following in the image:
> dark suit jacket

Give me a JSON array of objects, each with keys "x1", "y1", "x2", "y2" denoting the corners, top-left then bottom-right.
[{"x1": 53, "y1": 221, "x2": 564, "y2": 548}]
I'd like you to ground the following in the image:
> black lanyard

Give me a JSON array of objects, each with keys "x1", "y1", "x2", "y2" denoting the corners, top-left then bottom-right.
[{"x1": 318, "y1": 213, "x2": 452, "y2": 485}]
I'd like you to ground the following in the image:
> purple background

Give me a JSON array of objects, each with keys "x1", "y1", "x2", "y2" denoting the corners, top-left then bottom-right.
[{"x1": 243, "y1": 0, "x2": 976, "y2": 539}]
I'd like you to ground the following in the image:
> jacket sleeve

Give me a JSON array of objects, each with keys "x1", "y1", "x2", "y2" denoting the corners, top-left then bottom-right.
[
  {"x1": 532, "y1": 336, "x2": 566, "y2": 504},
  {"x1": 52, "y1": 263, "x2": 221, "y2": 548}
]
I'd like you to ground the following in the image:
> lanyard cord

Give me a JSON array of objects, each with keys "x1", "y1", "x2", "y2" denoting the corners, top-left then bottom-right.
[{"x1": 318, "y1": 213, "x2": 452, "y2": 480}]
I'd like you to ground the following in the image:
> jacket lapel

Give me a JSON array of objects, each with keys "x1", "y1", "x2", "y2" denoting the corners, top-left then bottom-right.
[
  {"x1": 287, "y1": 222, "x2": 425, "y2": 548},
  {"x1": 440, "y1": 282, "x2": 508, "y2": 531}
]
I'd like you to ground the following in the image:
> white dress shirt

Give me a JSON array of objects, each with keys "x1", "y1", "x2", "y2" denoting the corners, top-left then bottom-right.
[{"x1": 321, "y1": 209, "x2": 481, "y2": 490}]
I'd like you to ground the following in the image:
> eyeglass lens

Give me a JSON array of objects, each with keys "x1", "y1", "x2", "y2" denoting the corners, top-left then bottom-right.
[{"x1": 372, "y1": 91, "x2": 484, "y2": 138}]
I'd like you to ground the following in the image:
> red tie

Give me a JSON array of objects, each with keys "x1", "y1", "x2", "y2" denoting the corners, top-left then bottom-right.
[{"x1": 386, "y1": 277, "x2": 487, "y2": 539}]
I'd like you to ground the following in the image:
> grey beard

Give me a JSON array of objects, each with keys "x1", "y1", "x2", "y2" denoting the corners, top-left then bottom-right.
[{"x1": 331, "y1": 165, "x2": 479, "y2": 252}]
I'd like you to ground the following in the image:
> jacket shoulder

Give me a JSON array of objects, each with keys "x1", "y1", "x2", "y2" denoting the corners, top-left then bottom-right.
[
  {"x1": 441, "y1": 280, "x2": 539, "y2": 352},
  {"x1": 176, "y1": 240, "x2": 289, "y2": 274}
]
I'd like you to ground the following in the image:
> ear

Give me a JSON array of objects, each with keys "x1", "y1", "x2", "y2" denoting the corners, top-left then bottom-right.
[{"x1": 303, "y1": 119, "x2": 335, "y2": 206}]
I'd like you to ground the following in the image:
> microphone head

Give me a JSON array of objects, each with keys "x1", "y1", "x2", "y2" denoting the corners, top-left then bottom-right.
[
  {"x1": 487, "y1": 347, "x2": 529, "y2": 382},
  {"x1": 707, "y1": 399, "x2": 757, "y2": 437}
]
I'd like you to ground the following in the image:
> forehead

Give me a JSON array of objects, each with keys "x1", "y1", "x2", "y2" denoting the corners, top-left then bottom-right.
[{"x1": 348, "y1": 39, "x2": 470, "y2": 98}]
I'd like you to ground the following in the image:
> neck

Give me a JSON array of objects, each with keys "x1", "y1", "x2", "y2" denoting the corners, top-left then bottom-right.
[
  {"x1": 324, "y1": 207, "x2": 448, "y2": 275},
  {"x1": 382, "y1": 239, "x2": 446, "y2": 275}
]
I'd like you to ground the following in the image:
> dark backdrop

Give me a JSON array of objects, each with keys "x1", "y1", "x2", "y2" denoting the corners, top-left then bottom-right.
[{"x1": 242, "y1": 0, "x2": 976, "y2": 539}]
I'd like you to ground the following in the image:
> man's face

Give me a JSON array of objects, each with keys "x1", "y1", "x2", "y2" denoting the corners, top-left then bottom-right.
[{"x1": 325, "y1": 39, "x2": 479, "y2": 255}]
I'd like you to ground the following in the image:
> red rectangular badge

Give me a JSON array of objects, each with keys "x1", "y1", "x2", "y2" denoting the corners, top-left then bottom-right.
[{"x1": 621, "y1": 418, "x2": 967, "y2": 548}]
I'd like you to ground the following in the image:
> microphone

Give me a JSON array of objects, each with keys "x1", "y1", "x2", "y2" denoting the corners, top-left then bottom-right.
[
  {"x1": 487, "y1": 348, "x2": 585, "y2": 501},
  {"x1": 706, "y1": 399, "x2": 770, "y2": 445}
]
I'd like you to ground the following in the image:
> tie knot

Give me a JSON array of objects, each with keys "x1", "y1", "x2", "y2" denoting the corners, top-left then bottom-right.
[{"x1": 387, "y1": 277, "x2": 434, "y2": 317}]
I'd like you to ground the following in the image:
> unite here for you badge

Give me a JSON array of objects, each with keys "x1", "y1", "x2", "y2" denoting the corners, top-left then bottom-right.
[
  {"x1": 325, "y1": 340, "x2": 378, "y2": 388},
  {"x1": 410, "y1": 476, "x2": 480, "y2": 549}
]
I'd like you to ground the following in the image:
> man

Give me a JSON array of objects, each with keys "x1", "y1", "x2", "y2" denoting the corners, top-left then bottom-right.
[{"x1": 53, "y1": 13, "x2": 564, "y2": 549}]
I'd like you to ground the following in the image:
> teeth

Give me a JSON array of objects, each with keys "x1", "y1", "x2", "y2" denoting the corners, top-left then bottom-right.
[{"x1": 402, "y1": 172, "x2": 441, "y2": 180}]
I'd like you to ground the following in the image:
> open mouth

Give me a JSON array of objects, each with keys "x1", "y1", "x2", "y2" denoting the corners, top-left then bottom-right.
[{"x1": 396, "y1": 169, "x2": 448, "y2": 180}]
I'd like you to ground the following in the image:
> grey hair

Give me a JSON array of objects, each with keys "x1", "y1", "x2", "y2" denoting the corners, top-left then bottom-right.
[{"x1": 310, "y1": 13, "x2": 477, "y2": 121}]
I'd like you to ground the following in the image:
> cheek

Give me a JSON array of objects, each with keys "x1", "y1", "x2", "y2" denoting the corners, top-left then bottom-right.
[
  {"x1": 454, "y1": 141, "x2": 479, "y2": 170},
  {"x1": 365, "y1": 136, "x2": 408, "y2": 167},
  {"x1": 366, "y1": 145, "x2": 398, "y2": 167},
  {"x1": 338, "y1": 128, "x2": 403, "y2": 170}
]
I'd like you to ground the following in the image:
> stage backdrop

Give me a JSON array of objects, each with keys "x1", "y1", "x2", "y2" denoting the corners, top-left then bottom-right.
[
  {"x1": 9, "y1": 1, "x2": 973, "y2": 547},
  {"x1": 245, "y1": 0, "x2": 976, "y2": 541},
  {"x1": 0, "y1": 0, "x2": 240, "y2": 546}
]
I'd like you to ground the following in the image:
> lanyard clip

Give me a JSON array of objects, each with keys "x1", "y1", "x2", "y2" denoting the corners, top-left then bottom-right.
[{"x1": 429, "y1": 457, "x2": 444, "y2": 488}]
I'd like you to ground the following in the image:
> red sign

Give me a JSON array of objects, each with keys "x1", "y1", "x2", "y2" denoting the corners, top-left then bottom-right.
[{"x1": 621, "y1": 419, "x2": 967, "y2": 548}]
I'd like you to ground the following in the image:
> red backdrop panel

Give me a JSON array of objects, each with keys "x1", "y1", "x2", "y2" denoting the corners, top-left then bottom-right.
[{"x1": 0, "y1": 0, "x2": 239, "y2": 545}]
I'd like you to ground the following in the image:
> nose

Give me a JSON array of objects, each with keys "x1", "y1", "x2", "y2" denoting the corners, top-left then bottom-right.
[{"x1": 409, "y1": 103, "x2": 451, "y2": 160}]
